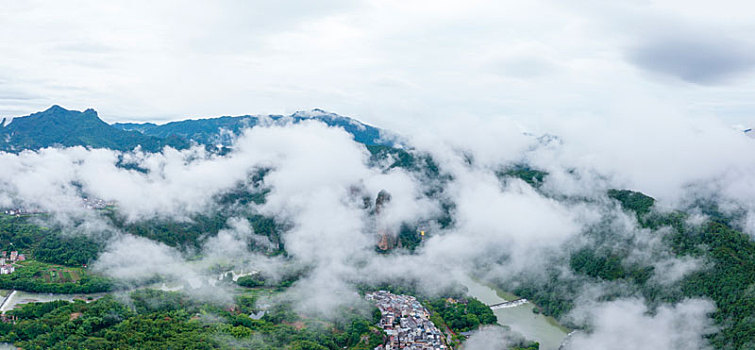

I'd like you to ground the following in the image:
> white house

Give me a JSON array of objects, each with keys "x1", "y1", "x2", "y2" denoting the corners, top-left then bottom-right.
[{"x1": 0, "y1": 264, "x2": 14, "y2": 275}]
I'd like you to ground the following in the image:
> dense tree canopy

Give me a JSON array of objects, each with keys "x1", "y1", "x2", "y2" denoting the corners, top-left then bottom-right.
[
  {"x1": 1, "y1": 290, "x2": 386, "y2": 350},
  {"x1": 510, "y1": 190, "x2": 755, "y2": 349}
]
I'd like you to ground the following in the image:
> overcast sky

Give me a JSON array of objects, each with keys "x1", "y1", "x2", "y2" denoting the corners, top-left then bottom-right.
[{"x1": 1, "y1": 0, "x2": 754, "y2": 130}]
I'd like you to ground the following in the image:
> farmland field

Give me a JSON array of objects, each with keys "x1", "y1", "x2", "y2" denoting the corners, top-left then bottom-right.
[{"x1": 39, "y1": 266, "x2": 82, "y2": 283}]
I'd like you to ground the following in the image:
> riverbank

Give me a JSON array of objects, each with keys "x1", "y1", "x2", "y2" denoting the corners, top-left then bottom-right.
[
  {"x1": 460, "y1": 276, "x2": 569, "y2": 350},
  {"x1": 1, "y1": 290, "x2": 106, "y2": 314},
  {"x1": 470, "y1": 276, "x2": 519, "y2": 301},
  {"x1": 475, "y1": 279, "x2": 570, "y2": 334}
]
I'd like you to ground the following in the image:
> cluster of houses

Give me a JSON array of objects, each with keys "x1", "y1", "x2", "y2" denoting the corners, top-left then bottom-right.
[
  {"x1": 2, "y1": 198, "x2": 114, "y2": 217},
  {"x1": 3, "y1": 208, "x2": 45, "y2": 216},
  {"x1": 367, "y1": 291, "x2": 447, "y2": 350},
  {"x1": 0, "y1": 250, "x2": 25, "y2": 275},
  {"x1": 82, "y1": 198, "x2": 114, "y2": 210}
]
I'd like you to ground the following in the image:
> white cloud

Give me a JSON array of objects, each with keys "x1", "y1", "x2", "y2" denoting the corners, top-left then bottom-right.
[
  {"x1": 2, "y1": 2, "x2": 755, "y2": 341},
  {"x1": 565, "y1": 298, "x2": 716, "y2": 350},
  {"x1": 1, "y1": 1, "x2": 754, "y2": 127},
  {"x1": 464, "y1": 326, "x2": 530, "y2": 350}
]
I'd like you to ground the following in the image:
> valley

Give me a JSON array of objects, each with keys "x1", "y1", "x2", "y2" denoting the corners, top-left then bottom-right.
[{"x1": 0, "y1": 106, "x2": 752, "y2": 349}]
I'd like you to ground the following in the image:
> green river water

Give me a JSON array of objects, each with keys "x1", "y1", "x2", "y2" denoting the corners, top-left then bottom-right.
[
  {"x1": 3, "y1": 277, "x2": 570, "y2": 349},
  {"x1": 460, "y1": 277, "x2": 569, "y2": 350}
]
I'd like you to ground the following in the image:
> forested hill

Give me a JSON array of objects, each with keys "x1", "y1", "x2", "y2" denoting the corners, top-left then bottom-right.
[
  {"x1": 112, "y1": 109, "x2": 391, "y2": 147},
  {"x1": 0, "y1": 105, "x2": 394, "y2": 153},
  {"x1": 0, "y1": 105, "x2": 188, "y2": 152}
]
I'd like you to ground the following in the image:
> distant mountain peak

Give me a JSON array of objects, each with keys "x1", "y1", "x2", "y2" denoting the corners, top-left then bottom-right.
[
  {"x1": 33, "y1": 105, "x2": 99, "y2": 120},
  {"x1": 46, "y1": 104, "x2": 66, "y2": 112},
  {"x1": 290, "y1": 109, "x2": 374, "y2": 133},
  {"x1": 1, "y1": 106, "x2": 187, "y2": 152},
  {"x1": 113, "y1": 109, "x2": 393, "y2": 148},
  {"x1": 291, "y1": 108, "x2": 340, "y2": 119},
  {"x1": 1, "y1": 106, "x2": 395, "y2": 152}
]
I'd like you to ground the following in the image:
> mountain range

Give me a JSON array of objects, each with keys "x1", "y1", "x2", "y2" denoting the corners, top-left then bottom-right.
[{"x1": 0, "y1": 106, "x2": 393, "y2": 152}]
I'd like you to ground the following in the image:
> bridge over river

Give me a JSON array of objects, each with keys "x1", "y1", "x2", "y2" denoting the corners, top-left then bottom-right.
[
  {"x1": 460, "y1": 276, "x2": 569, "y2": 350},
  {"x1": 489, "y1": 298, "x2": 529, "y2": 310}
]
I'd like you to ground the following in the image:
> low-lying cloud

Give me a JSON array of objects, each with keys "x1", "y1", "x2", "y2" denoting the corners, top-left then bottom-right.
[
  {"x1": 1, "y1": 112, "x2": 752, "y2": 348},
  {"x1": 564, "y1": 298, "x2": 716, "y2": 350}
]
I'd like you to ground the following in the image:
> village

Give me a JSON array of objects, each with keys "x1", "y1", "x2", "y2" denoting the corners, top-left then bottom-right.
[
  {"x1": 2, "y1": 197, "x2": 114, "y2": 217},
  {"x1": 2, "y1": 208, "x2": 44, "y2": 216},
  {"x1": 366, "y1": 291, "x2": 447, "y2": 350},
  {"x1": 0, "y1": 250, "x2": 25, "y2": 275}
]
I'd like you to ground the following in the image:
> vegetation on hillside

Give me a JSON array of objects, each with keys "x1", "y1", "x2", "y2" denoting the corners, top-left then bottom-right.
[
  {"x1": 113, "y1": 109, "x2": 391, "y2": 147},
  {"x1": 425, "y1": 297, "x2": 497, "y2": 333},
  {"x1": 508, "y1": 190, "x2": 755, "y2": 349},
  {"x1": 2, "y1": 106, "x2": 394, "y2": 153},
  {"x1": 0, "y1": 260, "x2": 112, "y2": 293},
  {"x1": 1, "y1": 141, "x2": 753, "y2": 349},
  {"x1": 0, "y1": 105, "x2": 188, "y2": 152},
  {"x1": 496, "y1": 165, "x2": 548, "y2": 188},
  {"x1": 0, "y1": 215, "x2": 102, "y2": 267},
  {"x1": 0, "y1": 289, "x2": 386, "y2": 350}
]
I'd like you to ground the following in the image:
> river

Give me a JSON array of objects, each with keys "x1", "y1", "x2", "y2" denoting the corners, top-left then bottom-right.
[
  {"x1": 0, "y1": 290, "x2": 107, "y2": 314},
  {"x1": 459, "y1": 277, "x2": 568, "y2": 350},
  {"x1": 3, "y1": 276, "x2": 568, "y2": 349}
]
